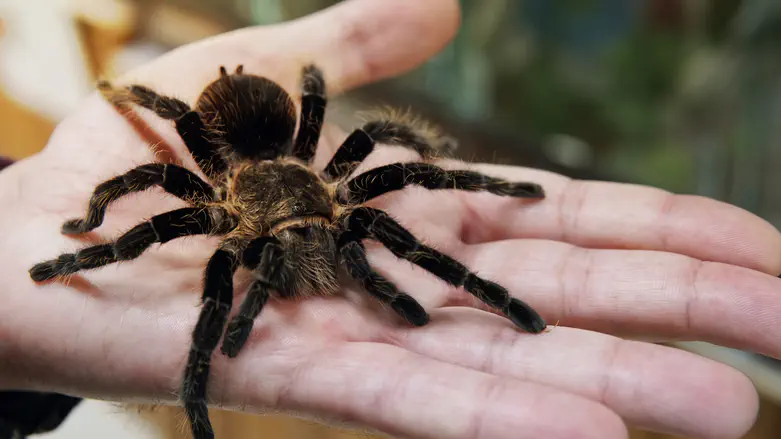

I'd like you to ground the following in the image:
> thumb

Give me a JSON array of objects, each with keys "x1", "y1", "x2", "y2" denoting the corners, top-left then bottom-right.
[{"x1": 121, "y1": 0, "x2": 461, "y2": 102}]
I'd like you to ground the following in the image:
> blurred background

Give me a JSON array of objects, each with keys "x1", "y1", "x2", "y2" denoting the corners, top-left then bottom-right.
[{"x1": 2, "y1": 0, "x2": 781, "y2": 438}]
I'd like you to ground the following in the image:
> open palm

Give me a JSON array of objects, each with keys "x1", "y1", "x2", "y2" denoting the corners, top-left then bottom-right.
[{"x1": 3, "y1": 1, "x2": 781, "y2": 439}]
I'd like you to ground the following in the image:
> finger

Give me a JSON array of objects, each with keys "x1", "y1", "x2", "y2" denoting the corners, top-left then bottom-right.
[
  {"x1": 221, "y1": 342, "x2": 628, "y2": 439},
  {"x1": 364, "y1": 236, "x2": 781, "y2": 358},
  {"x1": 119, "y1": 0, "x2": 460, "y2": 102},
  {"x1": 377, "y1": 238, "x2": 781, "y2": 360},
  {"x1": 420, "y1": 160, "x2": 781, "y2": 276},
  {"x1": 393, "y1": 309, "x2": 758, "y2": 439}
]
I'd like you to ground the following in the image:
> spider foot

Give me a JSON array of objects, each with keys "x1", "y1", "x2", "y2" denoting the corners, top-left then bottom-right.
[
  {"x1": 391, "y1": 294, "x2": 430, "y2": 326},
  {"x1": 505, "y1": 298, "x2": 547, "y2": 333},
  {"x1": 61, "y1": 218, "x2": 91, "y2": 235},
  {"x1": 29, "y1": 254, "x2": 77, "y2": 282}
]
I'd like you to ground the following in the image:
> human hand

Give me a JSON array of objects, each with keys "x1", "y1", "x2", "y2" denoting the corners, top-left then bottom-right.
[{"x1": 3, "y1": 1, "x2": 781, "y2": 438}]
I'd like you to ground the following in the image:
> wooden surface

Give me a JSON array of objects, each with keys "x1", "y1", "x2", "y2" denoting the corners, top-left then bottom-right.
[{"x1": 0, "y1": 89, "x2": 55, "y2": 159}]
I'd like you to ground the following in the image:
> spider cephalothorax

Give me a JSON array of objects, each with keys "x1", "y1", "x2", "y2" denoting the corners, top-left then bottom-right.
[{"x1": 29, "y1": 63, "x2": 548, "y2": 439}]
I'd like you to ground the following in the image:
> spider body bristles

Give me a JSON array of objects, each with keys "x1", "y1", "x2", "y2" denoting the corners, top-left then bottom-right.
[{"x1": 30, "y1": 63, "x2": 547, "y2": 439}]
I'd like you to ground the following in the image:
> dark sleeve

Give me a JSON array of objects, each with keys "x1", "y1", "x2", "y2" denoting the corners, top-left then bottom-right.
[
  {"x1": 0, "y1": 155, "x2": 84, "y2": 439},
  {"x1": 0, "y1": 392, "x2": 82, "y2": 438},
  {"x1": 0, "y1": 156, "x2": 13, "y2": 172}
]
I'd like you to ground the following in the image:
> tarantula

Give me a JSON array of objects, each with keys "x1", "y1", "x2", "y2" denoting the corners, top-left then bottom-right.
[{"x1": 29, "y1": 63, "x2": 548, "y2": 439}]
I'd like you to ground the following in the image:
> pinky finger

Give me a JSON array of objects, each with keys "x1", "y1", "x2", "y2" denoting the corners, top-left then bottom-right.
[{"x1": 233, "y1": 342, "x2": 628, "y2": 439}]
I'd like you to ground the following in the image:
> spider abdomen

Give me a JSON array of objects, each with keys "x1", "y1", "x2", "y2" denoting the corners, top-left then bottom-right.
[{"x1": 196, "y1": 73, "x2": 297, "y2": 160}]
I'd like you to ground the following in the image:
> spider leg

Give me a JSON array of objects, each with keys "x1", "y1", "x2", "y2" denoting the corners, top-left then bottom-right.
[
  {"x1": 29, "y1": 207, "x2": 232, "y2": 282},
  {"x1": 174, "y1": 111, "x2": 228, "y2": 178},
  {"x1": 321, "y1": 128, "x2": 372, "y2": 179},
  {"x1": 292, "y1": 64, "x2": 327, "y2": 163},
  {"x1": 338, "y1": 236, "x2": 429, "y2": 326},
  {"x1": 323, "y1": 122, "x2": 457, "y2": 181},
  {"x1": 182, "y1": 246, "x2": 240, "y2": 439},
  {"x1": 61, "y1": 163, "x2": 215, "y2": 235},
  {"x1": 99, "y1": 81, "x2": 191, "y2": 120},
  {"x1": 220, "y1": 236, "x2": 285, "y2": 358},
  {"x1": 341, "y1": 207, "x2": 547, "y2": 333},
  {"x1": 339, "y1": 162, "x2": 545, "y2": 204},
  {"x1": 98, "y1": 81, "x2": 228, "y2": 178}
]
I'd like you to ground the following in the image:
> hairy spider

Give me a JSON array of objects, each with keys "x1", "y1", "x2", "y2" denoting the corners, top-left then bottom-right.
[{"x1": 29, "y1": 63, "x2": 548, "y2": 439}]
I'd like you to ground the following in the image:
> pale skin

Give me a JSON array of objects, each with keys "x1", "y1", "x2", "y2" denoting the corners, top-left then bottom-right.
[{"x1": 2, "y1": 1, "x2": 781, "y2": 438}]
